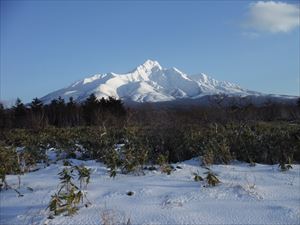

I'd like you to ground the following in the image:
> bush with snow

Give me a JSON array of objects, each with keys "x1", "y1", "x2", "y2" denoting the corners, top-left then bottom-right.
[{"x1": 48, "y1": 164, "x2": 91, "y2": 217}]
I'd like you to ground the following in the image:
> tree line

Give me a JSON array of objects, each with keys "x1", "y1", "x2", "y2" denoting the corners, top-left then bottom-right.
[
  {"x1": 0, "y1": 94, "x2": 300, "y2": 130},
  {"x1": 0, "y1": 94, "x2": 126, "y2": 129}
]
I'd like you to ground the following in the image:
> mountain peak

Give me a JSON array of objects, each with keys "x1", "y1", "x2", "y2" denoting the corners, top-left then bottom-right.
[{"x1": 138, "y1": 59, "x2": 162, "y2": 71}]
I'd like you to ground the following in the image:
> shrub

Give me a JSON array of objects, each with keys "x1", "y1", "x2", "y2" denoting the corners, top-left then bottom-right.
[
  {"x1": 48, "y1": 165, "x2": 91, "y2": 217},
  {"x1": 279, "y1": 158, "x2": 293, "y2": 171},
  {"x1": 192, "y1": 171, "x2": 203, "y2": 182},
  {"x1": 105, "y1": 149, "x2": 120, "y2": 178},
  {"x1": 204, "y1": 168, "x2": 220, "y2": 187},
  {"x1": 75, "y1": 164, "x2": 91, "y2": 189},
  {"x1": 104, "y1": 127, "x2": 150, "y2": 177},
  {"x1": 157, "y1": 154, "x2": 172, "y2": 175},
  {"x1": 0, "y1": 144, "x2": 22, "y2": 190},
  {"x1": 201, "y1": 129, "x2": 232, "y2": 165}
]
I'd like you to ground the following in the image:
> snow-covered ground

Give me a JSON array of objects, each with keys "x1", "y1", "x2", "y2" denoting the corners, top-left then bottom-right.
[{"x1": 1, "y1": 158, "x2": 300, "y2": 225}]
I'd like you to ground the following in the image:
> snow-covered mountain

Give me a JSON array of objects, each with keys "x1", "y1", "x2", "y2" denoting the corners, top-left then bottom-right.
[{"x1": 40, "y1": 60, "x2": 287, "y2": 104}]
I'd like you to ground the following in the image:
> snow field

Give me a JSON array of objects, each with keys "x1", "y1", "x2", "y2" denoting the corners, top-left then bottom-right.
[{"x1": 1, "y1": 158, "x2": 299, "y2": 225}]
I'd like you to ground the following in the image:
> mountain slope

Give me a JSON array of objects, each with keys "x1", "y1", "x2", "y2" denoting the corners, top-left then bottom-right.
[{"x1": 40, "y1": 60, "x2": 276, "y2": 104}]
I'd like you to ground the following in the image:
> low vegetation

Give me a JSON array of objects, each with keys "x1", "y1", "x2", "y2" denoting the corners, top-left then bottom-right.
[
  {"x1": 193, "y1": 168, "x2": 220, "y2": 187},
  {"x1": 48, "y1": 164, "x2": 91, "y2": 217},
  {"x1": 192, "y1": 171, "x2": 203, "y2": 182},
  {"x1": 0, "y1": 95, "x2": 299, "y2": 187},
  {"x1": 1, "y1": 122, "x2": 299, "y2": 170},
  {"x1": 204, "y1": 169, "x2": 220, "y2": 187}
]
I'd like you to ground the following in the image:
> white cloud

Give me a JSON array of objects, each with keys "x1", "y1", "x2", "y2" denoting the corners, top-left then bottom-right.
[{"x1": 244, "y1": 1, "x2": 300, "y2": 33}]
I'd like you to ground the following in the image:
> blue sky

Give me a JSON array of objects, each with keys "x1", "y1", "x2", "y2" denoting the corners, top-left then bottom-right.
[{"x1": 1, "y1": 0, "x2": 299, "y2": 103}]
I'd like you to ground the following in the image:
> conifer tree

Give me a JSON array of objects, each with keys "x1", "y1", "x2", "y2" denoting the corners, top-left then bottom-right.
[
  {"x1": 0, "y1": 103, "x2": 6, "y2": 129},
  {"x1": 30, "y1": 98, "x2": 45, "y2": 129},
  {"x1": 13, "y1": 98, "x2": 27, "y2": 128},
  {"x1": 30, "y1": 98, "x2": 43, "y2": 112},
  {"x1": 82, "y1": 94, "x2": 99, "y2": 125},
  {"x1": 66, "y1": 97, "x2": 80, "y2": 126}
]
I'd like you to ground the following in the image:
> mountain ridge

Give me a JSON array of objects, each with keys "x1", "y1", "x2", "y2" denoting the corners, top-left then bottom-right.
[{"x1": 40, "y1": 60, "x2": 295, "y2": 104}]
